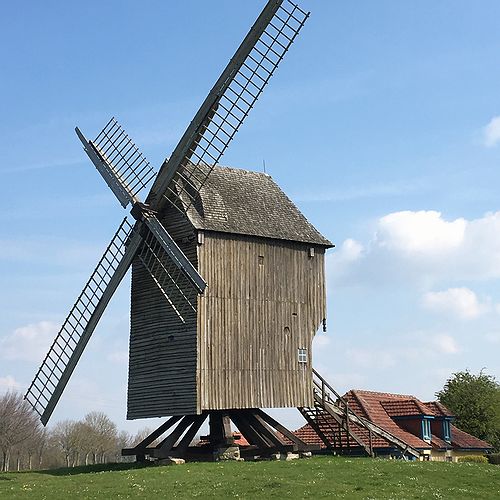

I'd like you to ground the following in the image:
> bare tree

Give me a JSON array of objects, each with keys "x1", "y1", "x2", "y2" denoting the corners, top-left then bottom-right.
[
  {"x1": 0, "y1": 401, "x2": 157, "y2": 470},
  {"x1": 27, "y1": 427, "x2": 47, "y2": 470},
  {"x1": 0, "y1": 391, "x2": 41, "y2": 472},
  {"x1": 83, "y1": 412, "x2": 118, "y2": 464},
  {"x1": 52, "y1": 420, "x2": 80, "y2": 468},
  {"x1": 114, "y1": 430, "x2": 133, "y2": 463}
]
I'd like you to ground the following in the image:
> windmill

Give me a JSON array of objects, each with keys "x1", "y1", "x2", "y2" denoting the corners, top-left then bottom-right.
[{"x1": 25, "y1": 0, "x2": 332, "y2": 460}]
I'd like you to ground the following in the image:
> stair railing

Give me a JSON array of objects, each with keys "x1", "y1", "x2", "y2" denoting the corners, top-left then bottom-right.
[{"x1": 313, "y1": 368, "x2": 348, "y2": 413}]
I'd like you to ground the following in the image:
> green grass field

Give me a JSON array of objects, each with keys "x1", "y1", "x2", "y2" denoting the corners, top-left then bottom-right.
[{"x1": 1, "y1": 456, "x2": 499, "y2": 499}]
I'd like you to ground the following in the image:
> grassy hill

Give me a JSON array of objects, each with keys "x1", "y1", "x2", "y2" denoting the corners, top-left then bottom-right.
[{"x1": 1, "y1": 456, "x2": 499, "y2": 499}]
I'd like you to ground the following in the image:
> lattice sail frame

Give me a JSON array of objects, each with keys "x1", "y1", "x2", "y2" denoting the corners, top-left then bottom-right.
[
  {"x1": 93, "y1": 118, "x2": 157, "y2": 202},
  {"x1": 137, "y1": 228, "x2": 198, "y2": 324},
  {"x1": 154, "y1": 0, "x2": 309, "y2": 213},
  {"x1": 76, "y1": 118, "x2": 157, "y2": 208},
  {"x1": 77, "y1": 118, "x2": 206, "y2": 301},
  {"x1": 25, "y1": 219, "x2": 140, "y2": 424}
]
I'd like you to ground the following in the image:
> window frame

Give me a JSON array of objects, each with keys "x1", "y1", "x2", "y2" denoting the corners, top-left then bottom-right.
[
  {"x1": 442, "y1": 419, "x2": 451, "y2": 442},
  {"x1": 297, "y1": 347, "x2": 308, "y2": 364},
  {"x1": 421, "y1": 418, "x2": 432, "y2": 440}
]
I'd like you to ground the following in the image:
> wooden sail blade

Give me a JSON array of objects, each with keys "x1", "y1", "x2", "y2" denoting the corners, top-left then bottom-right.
[
  {"x1": 76, "y1": 118, "x2": 156, "y2": 208},
  {"x1": 24, "y1": 219, "x2": 142, "y2": 425},
  {"x1": 148, "y1": 0, "x2": 309, "y2": 213},
  {"x1": 142, "y1": 212, "x2": 206, "y2": 294},
  {"x1": 137, "y1": 227, "x2": 199, "y2": 324}
]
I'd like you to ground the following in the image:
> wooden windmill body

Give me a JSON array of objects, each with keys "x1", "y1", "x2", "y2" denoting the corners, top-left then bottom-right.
[
  {"x1": 129, "y1": 166, "x2": 332, "y2": 419},
  {"x1": 25, "y1": 0, "x2": 332, "y2": 458}
]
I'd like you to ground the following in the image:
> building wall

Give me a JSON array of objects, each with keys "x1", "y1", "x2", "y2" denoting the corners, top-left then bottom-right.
[
  {"x1": 127, "y1": 211, "x2": 199, "y2": 419},
  {"x1": 197, "y1": 231, "x2": 327, "y2": 411},
  {"x1": 429, "y1": 450, "x2": 486, "y2": 462},
  {"x1": 397, "y1": 418, "x2": 423, "y2": 439}
]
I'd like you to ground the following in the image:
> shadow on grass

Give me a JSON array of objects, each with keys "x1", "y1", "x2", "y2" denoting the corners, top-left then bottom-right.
[
  {"x1": 38, "y1": 461, "x2": 150, "y2": 477},
  {"x1": 0, "y1": 476, "x2": 12, "y2": 481}
]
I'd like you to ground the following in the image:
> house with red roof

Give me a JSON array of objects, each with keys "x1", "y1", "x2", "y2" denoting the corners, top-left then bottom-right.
[{"x1": 294, "y1": 389, "x2": 492, "y2": 461}]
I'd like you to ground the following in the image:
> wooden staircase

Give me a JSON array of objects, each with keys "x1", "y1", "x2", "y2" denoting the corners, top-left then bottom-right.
[{"x1": 298, "y1": 369, "x2": 421, "y2": 459}]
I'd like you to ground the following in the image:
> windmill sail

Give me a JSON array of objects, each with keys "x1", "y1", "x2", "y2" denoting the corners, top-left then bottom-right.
[
  {"x1": 142, "y1": 212, "x2": 206, "y2": 293},
  {"x1": 149, "y1": 0, "x2": 309, "y2": 213},
  {"x1": 76, "y1": 118, "x2": 157, "y2": 208},
  {"x1": 24, "y1": 219, "x2": 142, "y2": 424},
  {"x1": 77, "y1": 119, "x2": 206, "y2": 292},
  {"x1": 137, "y1": 227, "x2": 199, "y2": 323}
]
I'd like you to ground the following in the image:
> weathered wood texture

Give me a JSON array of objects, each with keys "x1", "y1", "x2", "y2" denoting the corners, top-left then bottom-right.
[
  {"x1": 127, "y1": 210, "x2": 199, "y2": 419},
  {"x1": 128, "y1": 204, "x2": 327, "y2": 418},
  {"x1": 197, "y1": 231, "x2": 326, "y2": 411}
]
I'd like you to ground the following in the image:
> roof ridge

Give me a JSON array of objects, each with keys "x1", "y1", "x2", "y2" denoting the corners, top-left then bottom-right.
[
  {"x1": 214, "y1": 164, "x2": 271, "y2": 177},
  {"x1": 423, "y1": 400, "x2": 454, "y2": 417},
  {"x1": 349, "y1": 390, "x2": 375, "y2": 421},
  {"x1": 352, "y1": 389, "x2": 417, "y2": 399}
]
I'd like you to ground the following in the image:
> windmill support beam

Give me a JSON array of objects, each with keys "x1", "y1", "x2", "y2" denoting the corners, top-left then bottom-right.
[
  {"x1": 121, "y1": 409, "x2": 318, "y2": 461},
  {"x1": 207, "y1": 411, "x2": 233, "y2": 446}
]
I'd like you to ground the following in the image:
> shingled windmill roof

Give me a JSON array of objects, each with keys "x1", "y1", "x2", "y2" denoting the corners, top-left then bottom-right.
[{"x1": 185, "y1": 165, "x2": 333, "y2": 247}]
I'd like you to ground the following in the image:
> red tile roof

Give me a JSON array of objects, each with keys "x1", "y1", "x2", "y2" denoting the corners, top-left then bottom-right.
[
  {"x1": 430, "y1": 434, "x2": 450, "y2": 450},
  {"x1": 294, "y1": 423, "x2": 325, "y2": 448},
  {"x1": 346, "y1": 390, "x2": 431, "y2": 449},
  {"x1": 293, "y1": 389, "x2": 492, "y2": 453},
  {"x1": 381, "y1": 399, "x2": 430, "y2": 417},
  {"x1": 424, "y1": 401, "x2": 454, "y2": 417},
  {"x1": 451, "y1": 425, "x2": 493, "y2": 450}
]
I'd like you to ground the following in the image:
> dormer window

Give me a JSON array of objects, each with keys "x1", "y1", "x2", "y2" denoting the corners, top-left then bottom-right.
[
  {"x1": 422, "y1": 418, "x2": 432, "y2": 441},
  {"x1": 442, "y1": 419, "x2": 451, "y2": 442}
]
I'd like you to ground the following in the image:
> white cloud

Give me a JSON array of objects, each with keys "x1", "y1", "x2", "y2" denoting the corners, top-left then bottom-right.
[
  {"x1": 376, "y1": 210, "x2": 466, "y2": 255},
  {"x1": 339, "y1": 239, "x2": 364, "y2": 262},
  {"x1": 432, "y1": 334, "x2": 460, "y2": 354},
  {"x1": 330, "y1": 210, "x2": 500, "y2": 286},
  {"x1": 0, "y1": 375, "x2": 22, "y2": 392},
  {"x1": 422, "y1": 287, "x2": 488, "y2": 319},
  {"x1": 327, "y1": 239, "x2": 364, "y2": 287},
  {"x1": 483, "y1": 116, "x2": 500, "y2": 147},
  {"x1": 0, "y1": 321, "x2": 58, "y2": 362}
]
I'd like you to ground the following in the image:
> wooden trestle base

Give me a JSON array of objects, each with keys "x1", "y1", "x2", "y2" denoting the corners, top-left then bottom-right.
[{"x1": 122, "y1": 408, "x2": 319, "y2": 461}]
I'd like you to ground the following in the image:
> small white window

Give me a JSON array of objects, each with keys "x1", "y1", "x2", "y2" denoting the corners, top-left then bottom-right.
[{"x1": 298, "y1": 348, "x2": 308, "y2": 364}]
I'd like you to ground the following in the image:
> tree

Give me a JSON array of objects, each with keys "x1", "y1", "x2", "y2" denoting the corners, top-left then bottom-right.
[
  {"x1": 436, "y1": 369, "x2": 500, "y2": 451},
  {"x1": 0, "y1": 391, "x2": 41, "y2": 471},
  {"x1": 83, "y1": 412, "x2": 118, "y2": 464},
  {"x1": 114, "y1": 430, "x2": 133, "y2": 463},
  {"x1": 52, "y1": 420, "x2": 80, "y2": 468}
]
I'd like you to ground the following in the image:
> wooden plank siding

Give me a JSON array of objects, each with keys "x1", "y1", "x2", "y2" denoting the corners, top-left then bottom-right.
[
  {"x1": 127, "y1": 210, "x2": 199, "y2": 419},
  {"x1": 197, "y1": 231, "x2": 326, "y2": 411},
  {"x1": 128, "y1": 205, "x2": 327, "y2": 418}
]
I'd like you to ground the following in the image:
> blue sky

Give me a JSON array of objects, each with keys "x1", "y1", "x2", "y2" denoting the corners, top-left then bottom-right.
[{"x1": 1, "y1": 0, "x2": 500, "y2": 434}]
